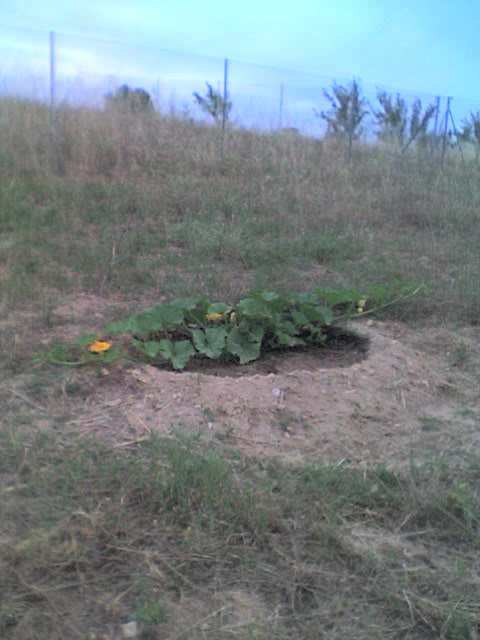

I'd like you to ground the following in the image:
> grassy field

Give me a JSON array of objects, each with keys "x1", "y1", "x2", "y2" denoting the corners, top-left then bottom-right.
[
  {"x1": 1, "y1": 428, "x2": 480, "y2": 639},
  {"x1": 2, "y1": 102, "x2": 480, "y2": 349},
  {"x1": 1, "y1": 100, "x2": 480, "y2": 639}
]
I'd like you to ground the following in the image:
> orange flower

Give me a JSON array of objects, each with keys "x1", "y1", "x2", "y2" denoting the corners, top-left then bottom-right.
[{"x1": 88, "y1": 340, "x2": 112, "y2": 354}]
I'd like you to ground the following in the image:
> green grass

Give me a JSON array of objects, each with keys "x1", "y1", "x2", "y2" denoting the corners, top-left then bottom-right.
[
  {"x1": 1, "y1": 101, "x2": 480, "y2": 349},
  {"x1": 1, "y1": 427, "x2": 479, "y2": 639},
  {"x1": 2, "y1": 100, "x2": 480, "y2": 640}
]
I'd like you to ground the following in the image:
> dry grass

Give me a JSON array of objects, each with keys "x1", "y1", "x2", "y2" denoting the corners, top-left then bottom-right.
[
  {"x1": 1, "y1": 100, "x2": 480, "y2": 348},
  {"x1": 1, "y1": 427, "x2": 479, "y2": 640},
  {"x1": 2, "y1": 99, "x2": 480, "y2": 639}
]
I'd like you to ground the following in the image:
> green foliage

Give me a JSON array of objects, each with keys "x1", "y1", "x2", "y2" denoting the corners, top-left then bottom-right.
[
  {"x1": 373, "y1": 92, "x2": 436, "y2": 150},
  {"x1": 43, "y1": 283, "x2": 420, "y2": 370},
  {"x1": 105, "y1": 85, "x2": 154, "y2": 114},
  {"x1": 315, "y1": 79, "x2": 369, "y2": 144},
  {"x1": 460, "y1": 112, "x2": 480, "y2": 149},
  {"x1": 226, "y1": 324, "x2": 264, "y2": 364},
  {"x1": 193, "y1": 82, "x2": 232, "y2": 124},
  {"x1": 373, "y1": 92, "x2": 408, "y2": 147},
  {"x1": 408, "y1": 99, "x2": 436, "y2": 148},
  {"x1": 192, "y1": 327, "x2": 228, "y2": 359},
  {"x1": 135, "y1": 599, "x2": 166, "y2": 625}
]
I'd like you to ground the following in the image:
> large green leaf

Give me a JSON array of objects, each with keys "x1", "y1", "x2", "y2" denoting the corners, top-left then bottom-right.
[
  {"x1": 104, "y1": 316, "x2": 139, "y2": 335},
  {"x1": 157, "y1": 339, "x2": 195, "y2": 370},
  {"x1": 134, "y1": 311, "x2": 165, "y2": 334},
  {"x1": 291, "y1": 309, "x2": 310, "y2": 328},
  {"x1": 133, "y1": 339, "x2": 162, "y2": 358},
  {"x1": 251, "y1": 290, "x2": 290, "y2": 312},
  {"x1": 268, "y1": 318, "x2": 303, "y2": 347},
  {"x1": 274, "y1": 318, "x2": 298, "y2": 336},
  {"x1": 226, "y1": 326, "x2": 264, "y2": 364},
  {"x1": 238, "y1": 298, "x2": 273, "y2": 320},
  {"x1": 192, "y1": 327, "x2": 227, "y2": 359},
  {"x1": 300, "y1": 304, "x2": 333, "y2": 325},
  {"x1": 149, "y1": 304, "x2": 185, "y2": 328}
]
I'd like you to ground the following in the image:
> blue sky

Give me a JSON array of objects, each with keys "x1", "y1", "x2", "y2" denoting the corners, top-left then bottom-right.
[{"x1": 0, "y1": 0, "x2": 478, "y2": 131}]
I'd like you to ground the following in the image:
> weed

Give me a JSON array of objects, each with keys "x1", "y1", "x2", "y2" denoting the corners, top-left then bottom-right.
[{"x1": 135, "y1": 598, "x2": 166, "y2": 625}]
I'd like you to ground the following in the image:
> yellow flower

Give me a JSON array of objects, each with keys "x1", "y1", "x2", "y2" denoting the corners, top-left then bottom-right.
[
  {"x1": 88, "y1": 340, "x2": 112, "y2": 354},
  {"x1": 206, "y1": 312, "x2": 224, "y2": 322}
]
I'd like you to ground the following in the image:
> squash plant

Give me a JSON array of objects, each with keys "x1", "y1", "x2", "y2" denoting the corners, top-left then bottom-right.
[{"x1": 41, "y1": 282, "x2": 421, "y2": 370}]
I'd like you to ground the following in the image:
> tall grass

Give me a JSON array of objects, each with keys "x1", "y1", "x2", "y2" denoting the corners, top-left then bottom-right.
[{"x1": 1, "y1": 98, "x2": 480, "y2": 364}]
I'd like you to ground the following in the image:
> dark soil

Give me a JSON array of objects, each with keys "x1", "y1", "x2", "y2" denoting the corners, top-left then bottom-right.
[{"x1": 158, "y1": 325, "x2": 370, "y2": 377}]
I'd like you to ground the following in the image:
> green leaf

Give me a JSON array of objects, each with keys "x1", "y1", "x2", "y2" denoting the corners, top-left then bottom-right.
[
  {"x1": 192, "y1": 327, "x2": 227, "y2": 359},
  {"x1": 133, "y1": 311, "x2": 164, "y2": 334},
  {"x1": 291, "y1": 309, "x2": 310, "y2": 327},
  {"x1": 238, "y1": 298, "x2": 273, "y2": 320},
  {"x1": 226, "y1": 326, "x2": 264, "y2": 364},
  {"x1": 46, "y1": 344, "x2": 69, "y2": 363},
  {"x1": 104, "y1": 316, "x2": 138, "y2": 335},
  {"x1": 149, "y1": 304, "x2": 185, "y2": 328},
  {"x1": 292, "y1": 291, "x2": 320, "y2": 305},
  {"x1": 300, "y1": 304, "x2": 333, "y2": 325},
  {"x1": 157, "y1": 339, "x2": 195, "y2": 370},
  {"x1": 133, "y1": 339, "x2": 162, "y2": 358},
  {"x1": 274, "y1": 319, "x2": 298, "y2": 336},
  {"x1": 207, "y1": 302, "x2": 232, "y2": 315}
]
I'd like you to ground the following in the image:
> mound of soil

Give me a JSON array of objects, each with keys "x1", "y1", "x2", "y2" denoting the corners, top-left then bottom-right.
[{"x1": 60, "y1": 320, "x2": 467, "y2": 465}]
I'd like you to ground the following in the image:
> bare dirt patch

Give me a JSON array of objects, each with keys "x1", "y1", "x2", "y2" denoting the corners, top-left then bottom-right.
[
  {"x1": 3, "y1": 292, "x2": 479, "y2": 467},
  {"x1": 31, "y1": 318, "x2": 474, "y2": 466}
]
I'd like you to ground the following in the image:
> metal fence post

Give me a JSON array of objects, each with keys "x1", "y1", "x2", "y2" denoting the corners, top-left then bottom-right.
[
  {"x1": 432, "y1": 96, "x2": 440, "y2": 154},
  {"x1": 221, "y1": 58, "x2": 229, "y2": 158},
  {"x1": 441, "y1": 96, "x2": 451, "y2": 168},
  {"x1": 49, "y1": 31, "x2": 57, "y2": 170}
]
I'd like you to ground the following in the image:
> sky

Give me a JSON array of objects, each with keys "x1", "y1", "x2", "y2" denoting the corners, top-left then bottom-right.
[{"x1": 0, "y1": 0, "x2": 478, "y2": 131}]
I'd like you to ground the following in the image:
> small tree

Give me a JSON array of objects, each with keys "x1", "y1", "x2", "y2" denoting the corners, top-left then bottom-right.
[
  {"x1": 105, "y1": 85, "x2": 154, "y2": 114},
  {"x1": 193, "y1": 82, "x2": 232, "y2": 124},
  {"x1": 460, "y1": 112, "x2": 480, "y2": 144},
  {"x1": 373, "y1": 92, "x2": 435, "y2": 151},
  {"x1": 373, "y1": 92, "x2": 408, "y2": 147},
  {"x1": 314, "y1": 79, "x2": 369, "y2": 150},
  {"x1": 459, "y1": 112, "x2": 480, "y2": 160},
  {"x1": 408, "y1": 99, "x2": 436, "y2": 149}
]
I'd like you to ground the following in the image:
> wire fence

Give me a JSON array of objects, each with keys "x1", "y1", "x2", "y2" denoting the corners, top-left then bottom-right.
[{"x1": 1, "y1": 26, "x2": 479, "y2": 159}]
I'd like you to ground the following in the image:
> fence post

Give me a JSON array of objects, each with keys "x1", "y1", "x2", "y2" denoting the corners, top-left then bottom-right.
[
  {"x1": 432, "y1": 96, "x2": 440, "y2": 154},
  {"x1": 433, "y1": 96, "x2": 440, "y2": 137},
  {"x1": 441, "y1": 96, "x2": 451, "y2": 168},
  {"x1": 221, "y1": 58, "x2": 229, "y2": 152},
  {"x1": 278, "y1": 84, "x2": 284, "y2": 129},
  {"x1": 49, "y1": 31, "x2": 57, "y2": 170}
]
